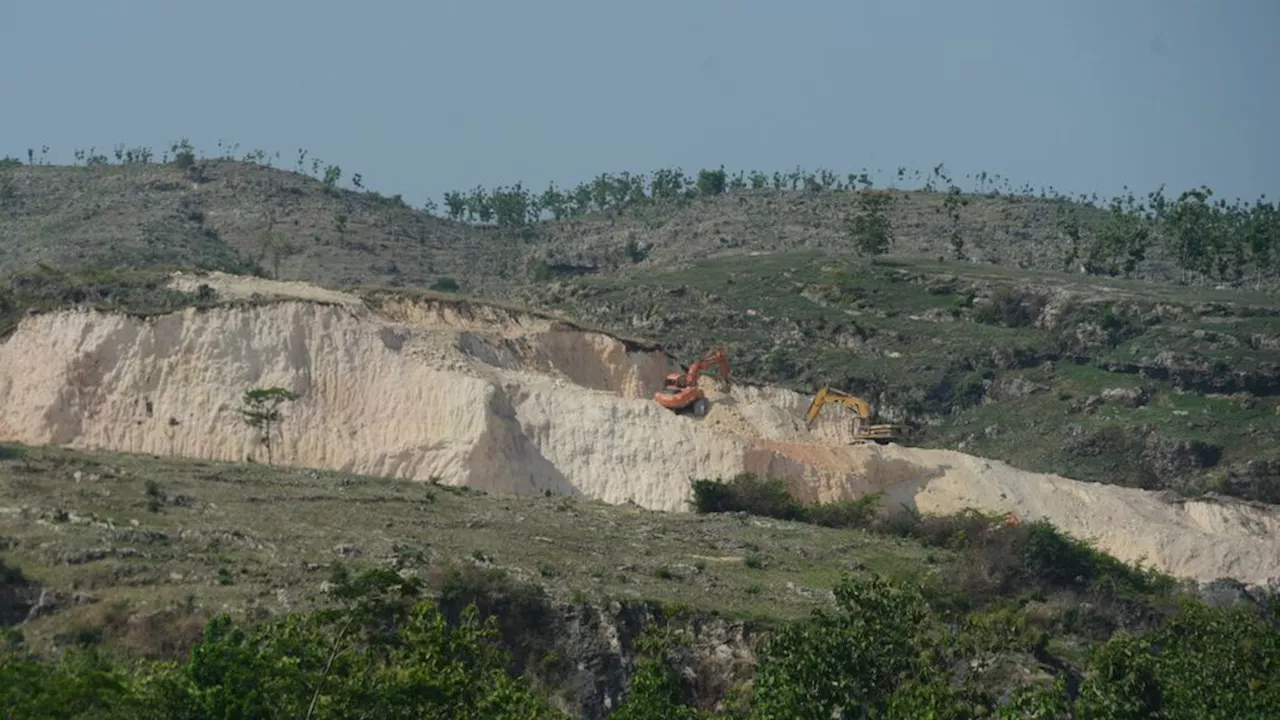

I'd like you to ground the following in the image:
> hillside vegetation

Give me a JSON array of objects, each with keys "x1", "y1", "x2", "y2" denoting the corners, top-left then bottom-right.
[
  {"x1": 5, "y1": 141, "x2": 1278, "y2": 293},
  {"x1": 3, "y1": 142, "x2": 1279, "y2": 504},
  {"x1": 3, "y1": 444, "x2": 1278, "y2": 718},
  {"x1": 523, "y1": 254, "x2": 1280, "y2": 502}
]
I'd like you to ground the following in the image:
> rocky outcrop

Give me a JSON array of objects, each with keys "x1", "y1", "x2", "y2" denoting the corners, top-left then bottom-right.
[{"x1": 1102, "y1": 351, "x2": 1280, "y2": 396}]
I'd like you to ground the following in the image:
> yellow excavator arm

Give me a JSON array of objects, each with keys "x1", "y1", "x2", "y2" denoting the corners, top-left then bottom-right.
[{"x1": 804, "y1": 386, "x2": 872, "y2": 426}]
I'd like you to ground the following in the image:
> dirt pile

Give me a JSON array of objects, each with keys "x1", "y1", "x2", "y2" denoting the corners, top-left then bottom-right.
[{"x1": 1, "y1": 272, "x2": 1277, "y2": 587}]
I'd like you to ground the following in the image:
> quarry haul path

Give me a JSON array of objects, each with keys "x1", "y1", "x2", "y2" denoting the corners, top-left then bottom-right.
[{"x1": 2, "y1": 271, "x2": 1278, "y2": 588}]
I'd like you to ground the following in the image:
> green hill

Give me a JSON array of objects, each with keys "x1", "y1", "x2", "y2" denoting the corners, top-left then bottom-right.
[
  {"x1": 2, "y1": 145, "x2": 1280, "y2": 718},
  {"x1": 2, "y1": 149, "x2": 1278, "y2": 502}
]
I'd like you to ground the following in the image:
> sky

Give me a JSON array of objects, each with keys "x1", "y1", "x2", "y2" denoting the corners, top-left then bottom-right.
[{"x1": 2, "y1": 0, "x2": 1277, "y2": 207}]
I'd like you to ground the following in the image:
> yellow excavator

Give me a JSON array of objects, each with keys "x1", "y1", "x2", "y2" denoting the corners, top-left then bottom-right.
[{"x1": 803, "y1": 386, "x2": 908, "y2": 444}]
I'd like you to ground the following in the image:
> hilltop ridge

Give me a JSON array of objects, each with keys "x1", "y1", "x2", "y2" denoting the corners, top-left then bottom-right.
[{"x1": 8, "y1": 151, "x2": 1273, "y2": 295}]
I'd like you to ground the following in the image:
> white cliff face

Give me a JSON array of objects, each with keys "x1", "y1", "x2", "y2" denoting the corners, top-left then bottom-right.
[{"x1": 1, "y1": 277, "x2": 1278, "y2": 587}]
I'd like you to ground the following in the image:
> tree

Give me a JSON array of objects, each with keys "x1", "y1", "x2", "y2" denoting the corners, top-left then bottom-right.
[
  {"x1": 0, "y1": 567, "x2": 571, "y2": 719},
  {"x1": 650, "y1": 168, "x2": 688, "y2": 202},
  {"x1": 443, "y1": 191, "x2": 467, "y2": 221},
  {"x1": 1244, "y1": 199, "x2": 1279, "y2": 287},
  {"x1": 259, "y1": 230, "x2": 298, "y2": 279},
  {"x1": 943, "y1": 184, "x2": 969, "y2": 259},
  {"x1": 170, "y1": 138, "x2": 196, "y2": 169},
  {"x1": 846, "y1": 190, "x2": 896, "y2": 257},
  {"x1": 1075, "y1": 600, "x2": 1280, "y2": 719},
  {"x1": 1055, "y1": 204, "x2": 1083, "y2": 272},
  {"x1": 490, "y1": 183, "x2": 533, "y2": 228},
  {"x1": 696, "y1": 166, "x2": 727, "y2": 197},
  {"x1": 751, "y1": 574, "x2": 930, "y2": 719},
  {"x1": 322, "y1": 164, "x2": 342, "y2": 189},
  {"x1": 1165, "y1": 187, "x2": 1215, "y2": 282},
  {"x1": 466, "y1": 186, "x2": 493, "y2": 223},
  {"x1": 238, "y1": 386, "x2": 300, "y2": 465},
  {"x1": 611, "y1": 627, "x2": 702, "y2": 720},
  {"x1": 1089, "y1": 192, "x2": 1153, "y2": 277},
  {"x1": 538, "y1": 183, "x2": 569, "y2": 220}
]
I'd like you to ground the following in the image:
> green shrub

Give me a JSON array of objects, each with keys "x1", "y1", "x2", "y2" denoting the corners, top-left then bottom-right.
[
  {"x1": 0, "y1": 568, "x2": 569, "y2": 719},
  {"x1": 691, "y1": 473, "x2": 879, "y2": 529},
  {"x1": 433, "y1": 563, "x2": 561, "y2": 679},
  {"x1": 611, "y1": 628, "x2": 701, "y2": 720},
  {"x1": 972, "y1": 285, "x2": 1046, "y2": 328},
  {"x1": 431, "y1": 276, "x2": 460, "y2": 292},
  {"x1": 805, "y1": 493, "x2": 884, "y2": 529}
]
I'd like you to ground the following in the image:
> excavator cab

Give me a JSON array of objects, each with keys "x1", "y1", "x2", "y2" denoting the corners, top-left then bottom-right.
[
  {"x1": 653, "y1": 347, "x2": 729, "y2": 418},
  {"x1": 804, "y1": 385, "x2": 909, "y2": 444}
]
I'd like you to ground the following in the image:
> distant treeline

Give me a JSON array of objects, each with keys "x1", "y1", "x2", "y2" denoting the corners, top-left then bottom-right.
[
  {"x1": 440, "y1": 164, "x2": 1278, "y2": 286},
  {"x1": 4, "y1": 140, "x2": 1277, "y2": 285}
]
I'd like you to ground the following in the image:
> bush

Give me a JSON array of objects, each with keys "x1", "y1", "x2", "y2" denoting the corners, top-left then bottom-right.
[
  {"x1": 0, "y1": 567, "x2": 568, "y2": 720},
  {"x1": 611, "y1": 628, "x2": 701, "y2": 720},
  {"x1": 433, "y1": 564, "x2": 561, "y2": 680},
  {"x1": 972, "y1": 285, "x2": 1046, "y2": 328},
  {"x1": 691, "y1": 473, "x2": 879, "y2": 529},
  {"x1": 806, "y1": 494, "x2": 882, "y2": 529},
  {"x1": 879, "y1": 507, "x2": 1174, "y2": 607},
  {"x1": 431, "y1": 276, "x2": 460, "y2": 292},
  {"x1": 691, "y1": 474, "x2": 806, "y2": 521}
]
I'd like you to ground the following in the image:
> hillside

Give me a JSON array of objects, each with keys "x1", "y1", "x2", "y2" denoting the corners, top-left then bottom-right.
[
  {"x1": 0, "y1": 271, "x2": 1277, "y2": 590},
  {"x1": 0, "y1": 160, "x2": 499, "y2": 290},
  {"x1": 3, "y1": 150, "x2": 1280, "y2": 716},
  {"x1": 2, "y1": 154, "x2": 1279, "y2": 505},
  {"x1": 6, "y1": 156, "x2": 1242, "y2": 293},
  {"x1": 3, "y1": 444, "x2": 1278, "y2": 717},
  {"x1": 521, "y1": 254, "x2": 1280, "y2": 502}
]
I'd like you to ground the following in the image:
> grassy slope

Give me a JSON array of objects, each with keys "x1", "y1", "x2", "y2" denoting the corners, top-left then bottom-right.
[
  {"x1": 0, "y1": 444, "x2": 943, "y2": 655},
  {"x1": 522, "y1": 253, "x2": 1280, "y2": 500},
  {"x1": 0, "y1": 161, "x2": 511, "y2": 290},
  {"x1": 3, "y1": 159, "x2": 1140, "y2": 294},
  {"x1": 4, "y1": 442, "x2": 1216, "y2": 712},
  {"x1": 3, "y1": 159, "x2": 1278, "y2": 501}
]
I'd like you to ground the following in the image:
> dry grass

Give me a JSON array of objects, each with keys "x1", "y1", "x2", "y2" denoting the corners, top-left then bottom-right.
[{"x1": 0, "y1": 443, "x2": 947, "y2": 655}]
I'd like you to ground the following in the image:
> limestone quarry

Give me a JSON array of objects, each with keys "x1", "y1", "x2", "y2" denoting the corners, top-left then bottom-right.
[{"x1": 1, "y1": 271, "x2": 1278, "y2": 588}]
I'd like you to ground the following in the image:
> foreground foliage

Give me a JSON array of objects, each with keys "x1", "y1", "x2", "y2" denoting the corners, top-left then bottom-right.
[
  {"x1": 749, "y1": 575, "x2": 1280, "y2": 719},
  {"x1": 6, "y1": 474, "x2": 1278, "y2": 718},
  {"x1": 1, "y1": 567, "x2": 569, "y2": 719},
  {"x1": 4, "y1": 563, "x2": 1276, "y2": 719}
]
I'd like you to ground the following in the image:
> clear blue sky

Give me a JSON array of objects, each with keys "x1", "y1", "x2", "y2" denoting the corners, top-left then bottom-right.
[{"x1": 3, "y1": 0, "x2": 1277, "y2": 206}]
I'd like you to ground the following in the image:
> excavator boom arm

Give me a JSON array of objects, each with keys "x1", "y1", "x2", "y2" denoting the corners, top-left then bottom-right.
[
  {"x1": 805, "y1": 386, "x2": 873, "y2": 425},
  {"x1": 686, "y1": 347, "x2": 729, "y2": 387},
  {"x1": 804, "y1": 387, "x2": 830, "y2": 424}
]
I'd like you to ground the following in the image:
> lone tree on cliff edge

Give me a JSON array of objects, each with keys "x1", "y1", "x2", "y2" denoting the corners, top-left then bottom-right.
[{"x1": 238, "y1": 386, "x2": 300, "y2": 465}]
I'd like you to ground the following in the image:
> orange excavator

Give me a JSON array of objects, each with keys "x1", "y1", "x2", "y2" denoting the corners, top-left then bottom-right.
[{"x1": 653, "y1": 346, "x2": 730, "y2": 418}]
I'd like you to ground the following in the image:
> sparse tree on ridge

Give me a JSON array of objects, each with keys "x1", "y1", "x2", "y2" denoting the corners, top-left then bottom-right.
[{"x1": 847, "y1": 190, "x2": 897, "y2": 257}]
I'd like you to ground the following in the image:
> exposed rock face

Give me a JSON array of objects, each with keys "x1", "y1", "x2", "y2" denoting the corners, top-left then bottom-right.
[
  {"x1": 2, "y1": 273, "x2": 1279, "y2": 588},
  {"x1": 985, "y1": 376, "x2": 1049, "y2": 403},
  {"x1": 475, "y1": 598, "x2": 761, "y2": 720},
  {"x1": 1101, "y1": 387, "x2": 1149, "y2": 408}
]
